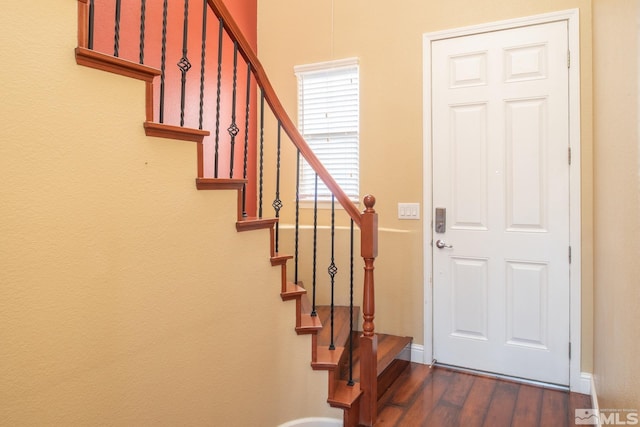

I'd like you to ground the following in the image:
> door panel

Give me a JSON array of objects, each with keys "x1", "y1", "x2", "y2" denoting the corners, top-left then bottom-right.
[
  {"x1": 506, "y1": 98, "x2": 548, "y2": 231},
  {"x1": 450, "y1": 257, "x2": 488, "y2": 340},
  {"x1": 451, "y1": 104, "x2": 488, "y2": 230},
  {"x1": 432, "y1": 21, "x2": 570, "y2": 385},
  {"x1": 505, "y1": 260, "x2": 548, "y2": 348}
]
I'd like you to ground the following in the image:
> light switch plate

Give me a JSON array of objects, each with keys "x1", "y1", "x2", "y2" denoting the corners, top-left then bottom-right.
[{"x1": 398, "y1": 203, "x2": 420, "y2": 220}]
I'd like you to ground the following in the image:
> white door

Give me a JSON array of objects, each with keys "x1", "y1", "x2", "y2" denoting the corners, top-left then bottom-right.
[{"x1": 431, "y1": 21, "x2": 570, "y2": 385}]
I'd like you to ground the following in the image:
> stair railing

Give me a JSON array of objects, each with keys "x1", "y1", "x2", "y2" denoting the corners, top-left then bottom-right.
[{"x1": 76, "y1": 0, "x2": 379, "y2": 424}]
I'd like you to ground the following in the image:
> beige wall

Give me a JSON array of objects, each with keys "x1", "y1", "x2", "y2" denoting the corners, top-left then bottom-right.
[
  {"x1": 259, "y1": 0, "x2": 594, "y2": 372},
  {"x1": 0, "y1": 2, "x2": 340, "y2": 424},
  {"x1": 592, "y1": 0, "x2": 640, "y2": 409}
]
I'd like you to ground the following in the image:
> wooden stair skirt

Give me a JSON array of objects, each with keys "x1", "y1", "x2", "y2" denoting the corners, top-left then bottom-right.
[{"x1": 314, "y1": 304, "x2": 413, "y2": 411}]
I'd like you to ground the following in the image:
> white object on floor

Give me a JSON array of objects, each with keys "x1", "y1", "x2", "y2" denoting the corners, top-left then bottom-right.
[{"x1": 277, "y1": 417, "x2": 343, "y2": 427}]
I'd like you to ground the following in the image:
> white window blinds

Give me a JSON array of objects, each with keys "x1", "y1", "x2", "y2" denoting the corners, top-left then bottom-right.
[{"x1": 295, "y1": 58, "x2": 359, "y2": 202}]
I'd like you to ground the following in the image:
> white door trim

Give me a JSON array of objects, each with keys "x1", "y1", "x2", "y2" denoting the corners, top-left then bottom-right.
[{"x1": 422, "y1": 9, "x2": 585, "y2": 393}]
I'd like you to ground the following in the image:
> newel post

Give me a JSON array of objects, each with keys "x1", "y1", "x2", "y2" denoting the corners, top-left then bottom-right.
[{"x1": 359, "y1": 195, "x2": 378, "y2": 426}]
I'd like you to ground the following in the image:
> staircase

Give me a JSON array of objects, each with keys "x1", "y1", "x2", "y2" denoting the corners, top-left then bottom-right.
[{"x1": 74, "y1": 1, "x2": 411, "y2": 425}]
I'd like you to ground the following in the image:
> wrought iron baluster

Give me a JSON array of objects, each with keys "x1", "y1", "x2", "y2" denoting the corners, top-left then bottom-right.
[
  {"x1": 198, "y1": 0, "x2": 208, "y2": 129},
  {"x1": 228, "y1": 42, "x2": 239, "y2": 178},
  {"x1": 328, "y1": 195, "x2": 337, "y2": 350},
  {"x1": 258, "y1": 90, "x2": 265, "y2": 218},
  {"x1": 311, "y1": 173, "x2": 318, "y2": 317},
  {"x1": 139, "y1": 0, "x2": 147, "y2": 64},
  {"x1": 159, "y1": 0, "x2": 168, "y2": 123},
  {"x1": 178, "y1": 0, "x2": 192, "y2": 127},
  {"x1": 273, "y1": 123, "x2": 283, "y2": 253},
  {"x1": 241, "y1": 63, "x2": 252, "y2": 218},
  {"x1": 348, "y1": 219, "x2": 355, "y2": 386},
  {"x1": 294, "y1": 150, "x2": 300, "y2": 284},
  {"x1": 213, "y1": 18, "x2": 224, "y2": 177},
  {"x1": 88, "y1": 0, "x2": 95, "y2": 50},
  {"x1": 113, "y1": 0, "x2": 122, "y2": 57}
]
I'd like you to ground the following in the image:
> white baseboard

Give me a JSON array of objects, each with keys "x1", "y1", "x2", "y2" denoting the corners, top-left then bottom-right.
[
  {"x1": 410, "y1": 343, "x2": 425, "y2": 364},
  {"x1": 590, "y1": 375, "x2": 601, "y2": 427},
  {"x1": 410, "y1": 343, "x2": 593, "y2": 397},
  {"x1": 574, "y1": 372, "x2": 593, "y2": 395}
]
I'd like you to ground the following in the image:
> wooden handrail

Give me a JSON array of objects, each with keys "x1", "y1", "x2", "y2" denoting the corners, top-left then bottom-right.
[{"x1": 206, "y1": 0, "x2": 362, "y2": 227}]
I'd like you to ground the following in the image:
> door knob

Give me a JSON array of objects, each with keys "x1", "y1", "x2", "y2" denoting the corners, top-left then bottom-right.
[{"x1": 435, "y1": 239, "x2": 453, "y2": 249}]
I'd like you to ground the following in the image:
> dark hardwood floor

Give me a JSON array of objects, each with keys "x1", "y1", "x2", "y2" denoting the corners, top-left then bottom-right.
[{"x1": 374, "y1": 363, "x2": 592, "y2": 427}]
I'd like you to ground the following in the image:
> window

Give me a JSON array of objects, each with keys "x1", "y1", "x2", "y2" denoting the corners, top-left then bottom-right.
[{"x1": 295, "y1": 58, "x2": 359, "y2": 203}]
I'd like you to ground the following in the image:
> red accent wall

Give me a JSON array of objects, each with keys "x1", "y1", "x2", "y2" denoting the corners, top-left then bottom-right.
[
  {"x1": 91, "y1": 0, "x2": 258, "y2": 215},
  {"x1": 225, "y1": 0, "x2": 257, "y2": 51}
]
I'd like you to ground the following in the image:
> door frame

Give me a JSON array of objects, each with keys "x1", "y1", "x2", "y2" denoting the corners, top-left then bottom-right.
[{"x1": 422, "y1": 9, "x2": 587, "y2": 393}]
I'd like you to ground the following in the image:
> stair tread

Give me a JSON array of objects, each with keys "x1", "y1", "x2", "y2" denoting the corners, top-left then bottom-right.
[
  {"x1": 296, "y1": 312, "x2": 322, "y2": 334},
  {"x1": 237, "y1": 217, "x2": 278, "y2": 232},
  {"x1": 144, "y1": 121, "x2": 209, "y2": 143},
  {"x1": 75, "y1": 47, "x2": 160, "y2": 82},
  {"x1": 310, "y1": 306, "x2": 411, "y2": 380},
  {"x1": 344, "y1": 333, "x2": 412, "y2": 382},
  {"x1": 281, "y1": 282, "x2": 306, "y2": 301},
  {"x1": 315, "y1": 305, "x2": 359, "y2": 348},
  {"x1": 375, "y1": 334, "x2": 412, "y2": 375},
  {"x1": 327, "y1": 380, "x2": 362, "y2": 409},
  {"x1": 271, "y1": 253, "x2": 293, "y2": 266},
  {"x1": 195, "y1": 178, "x2": 246, "y2": 190},
  {"x1": 312, "y1": 346, "x2": 345, "y2": 370}
]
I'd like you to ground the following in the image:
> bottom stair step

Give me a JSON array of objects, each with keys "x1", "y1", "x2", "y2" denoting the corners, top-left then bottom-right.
[
  {"x1": 341, "y1": 333, "x2": 413, "y2": 400},
  {"x1": 314, "y1": 305, "x2": 412, "y2": 400}
]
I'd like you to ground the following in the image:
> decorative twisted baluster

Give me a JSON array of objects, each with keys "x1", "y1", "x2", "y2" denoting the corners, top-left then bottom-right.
[
  {"x1": 159, "y1": 0, "x2": 168, "y2": 123},
  {"x1": 178, "y1": 0, "x2": 192, "y2": 127},
  {"x1": 294, "y1": 149, "x2": 300, "y2": 284},
  {"x1": 272, "y1": 123, "x2": 283, "y2": 253},
  {"x1": 87, "y1": 0, "x2": 95, "y2": 50},
  {"x1": 213, "y1": 17, "x2": 224, "y2": 177},
  {"x1": 138, "y1": 0, "x2": 146, "y2": 64},
  {"x1": 348, "y1": 218, "x2": 355, "y2": 386},
  {"x1": 228, "y1": 42, "x2": 239, "y2": 178},
  {"x1": 198, "y1": 0, "x2": 208, "y2": 129},
  {"x1": 258, "y1": 90, "x2": 265, "y2": 218},
  {"x1": 241, "y1": 63, "x2": 252, "y2": 217},
  {"x1": 328, "y1": 195, "x2": 337, "y2": 350},
  {"x1": 113, "y1": 0, "x2": 121, "y2": 57},
  {"x1": 311, "y1": 173, "x2": 318, "y2": 317}
]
